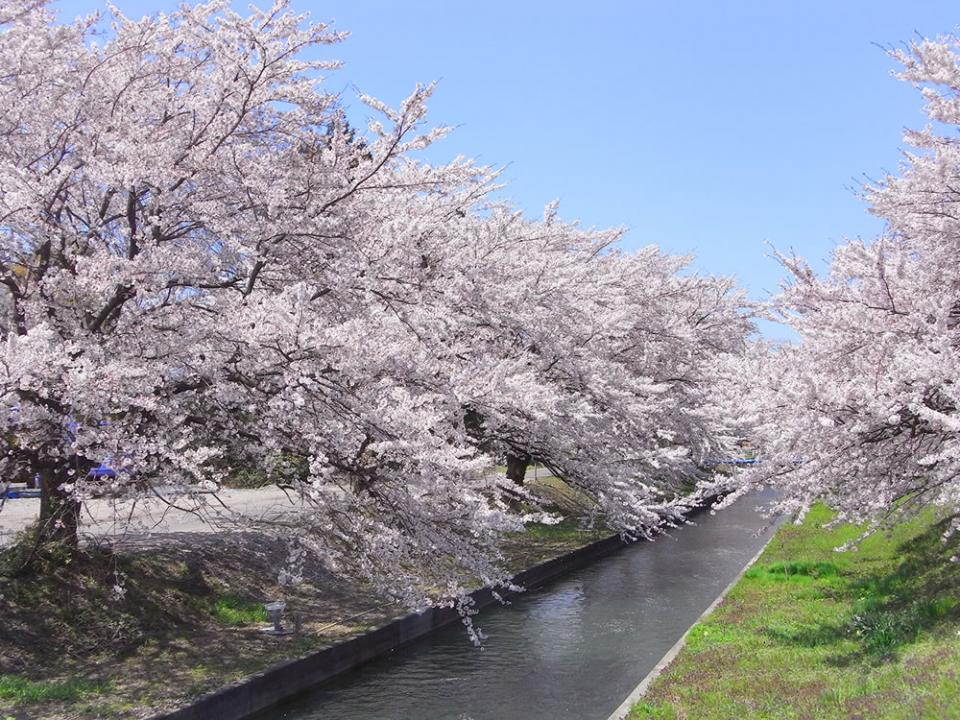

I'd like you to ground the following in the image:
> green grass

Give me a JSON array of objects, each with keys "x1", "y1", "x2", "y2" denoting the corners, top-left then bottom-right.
[
  {"x1": 745, "y1": 560, "x2": 840, "y2": 581},
  {"x1": 628, "y1": 504, "x2": 960, "y2": 720},
  {"x1": 521, "y1": 516, "x2": 607, "y2": 541},
  {"x1": 0, "y1": 676, "x2": 106, "y2": 703},
  {"x1": 526, "y1": 473, "x2": 598, "y2": 514},
  {"x1": 211, "y1": 595, "x2": 268, "y2": 626}
]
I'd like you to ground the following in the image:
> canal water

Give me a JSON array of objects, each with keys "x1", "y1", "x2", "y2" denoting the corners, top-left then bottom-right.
[{"x1": 260, "y1": 491, "x2": 778, "y2": 720}]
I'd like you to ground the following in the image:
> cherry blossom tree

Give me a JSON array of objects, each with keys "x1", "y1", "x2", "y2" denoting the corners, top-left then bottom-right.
[
  {"x1": 736, "y1": 35, "x2": 960, "y2": 535},
  {"x1": 0, "y1": 0, "x2": 751, "y2": 609},
  {"x1": 433, "y1": 208, "x2": 751, "y2": 533}
]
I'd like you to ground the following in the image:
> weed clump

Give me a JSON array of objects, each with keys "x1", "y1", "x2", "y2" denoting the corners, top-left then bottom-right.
[{"x1": 212, "y1": 595, "x2": 268, "y2": 626}]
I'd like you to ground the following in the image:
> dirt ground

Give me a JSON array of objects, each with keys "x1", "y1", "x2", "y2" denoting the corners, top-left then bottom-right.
[{"x1": 0, "y1": 531, "x2": 403, "y2": 719}]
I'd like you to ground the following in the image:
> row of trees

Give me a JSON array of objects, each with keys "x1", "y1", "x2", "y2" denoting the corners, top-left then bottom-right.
[
  {"x1": 11, "y1": 0, "x2": 957, "y2": 612},
  {"x1": 0, "y1": 0, "x2": 750, "y2": 606}
]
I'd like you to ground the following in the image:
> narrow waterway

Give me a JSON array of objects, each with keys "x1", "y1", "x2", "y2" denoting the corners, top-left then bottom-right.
[{"x1": 260, "y1": 490, "x2": 778, "y2": 720}]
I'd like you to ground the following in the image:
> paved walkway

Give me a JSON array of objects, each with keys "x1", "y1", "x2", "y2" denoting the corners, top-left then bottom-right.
[
  {"x1": 0, "y1": 486, "x2": 301, "y2": 547},
  {"x1": 0, "y1": 466, "x2": 550, "y2": 547}
]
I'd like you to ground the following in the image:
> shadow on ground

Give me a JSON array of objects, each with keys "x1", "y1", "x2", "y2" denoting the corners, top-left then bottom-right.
[{"x1": 759, "y1": 513, "x2": 960, "y2": 664}]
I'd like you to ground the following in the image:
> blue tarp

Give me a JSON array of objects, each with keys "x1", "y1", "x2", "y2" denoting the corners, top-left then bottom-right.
[{"x1": 1, "y1": 488, "x2": 42, "y2": 499}]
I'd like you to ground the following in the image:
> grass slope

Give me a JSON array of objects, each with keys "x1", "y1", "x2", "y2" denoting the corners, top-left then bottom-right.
[{"x1": 629, "y1": 504, "x2": 960, "y2": 720}]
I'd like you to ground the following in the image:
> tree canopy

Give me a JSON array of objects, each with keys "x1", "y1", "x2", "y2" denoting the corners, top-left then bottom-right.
[{"x1": 0, "y1": 0, "x2": 750, "y2": 610}]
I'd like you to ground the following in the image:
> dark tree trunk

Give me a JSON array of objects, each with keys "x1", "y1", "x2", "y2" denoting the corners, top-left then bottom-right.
[
  {"x1": 37, "y1": 462, "x2": 80, "y2": 548},
  {"x1": 505, "y1": 452, "x2": 531, "y2": 486}
]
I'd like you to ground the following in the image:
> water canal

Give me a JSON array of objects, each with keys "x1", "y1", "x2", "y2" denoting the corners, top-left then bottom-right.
[{"x1": 259, "y1": 490, "x2": 778, "y2": 720}]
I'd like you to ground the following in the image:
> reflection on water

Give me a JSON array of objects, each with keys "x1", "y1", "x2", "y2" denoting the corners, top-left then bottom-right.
[{"x1": 259, "y1": 491, "x2": 778, "y2": 720}]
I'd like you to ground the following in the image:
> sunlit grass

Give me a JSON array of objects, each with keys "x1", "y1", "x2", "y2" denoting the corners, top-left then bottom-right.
[
  {"x1": 521, "y1": 517, "x2": 607, "y2": 541},
  {"x1": 0, "y1": 676, "x2": 107, "y2": 702},
  {"x1": 628, "y1": 504, "x2": 960, "y2": 719},
  {"x1": 212, "y1": 595, "x2": 268, "y2": 626}
]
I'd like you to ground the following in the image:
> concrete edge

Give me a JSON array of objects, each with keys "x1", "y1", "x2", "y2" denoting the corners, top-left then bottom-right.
[
  {"x1": 603, "y1": 528, "x2": 778, "y2": 720},
  {"x1": 149, "y1": 500, "x2": 721, "y2": 720}
]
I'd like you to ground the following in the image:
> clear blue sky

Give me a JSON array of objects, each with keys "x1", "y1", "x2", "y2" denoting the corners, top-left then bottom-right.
[{"x1": 53, "y1": 0, "x2": 960, "y2": 338}]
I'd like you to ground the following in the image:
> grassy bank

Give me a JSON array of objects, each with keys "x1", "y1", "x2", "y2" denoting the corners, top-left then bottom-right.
[{"x1": 628, "y1": 504, "x2": 960, "y2": 720}]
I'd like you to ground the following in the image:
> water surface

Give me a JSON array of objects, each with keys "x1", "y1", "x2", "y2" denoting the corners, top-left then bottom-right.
[{"x1": 262, "y1": 491, "x2": 777, "y2": 720}]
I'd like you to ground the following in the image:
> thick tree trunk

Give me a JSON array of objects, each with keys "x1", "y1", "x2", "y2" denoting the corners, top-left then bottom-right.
[
  {"x1": 505, "y1": 452, "x2": 530, "y2": 486},
  {"x1": 37, "y1": 463, "x2": 80, "y2": 548}
]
